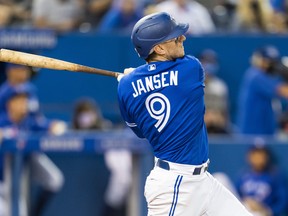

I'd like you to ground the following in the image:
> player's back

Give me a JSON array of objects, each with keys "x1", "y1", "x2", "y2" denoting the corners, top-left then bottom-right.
[{"x1": 118, "y1": 55, "x2": 208, "y2": 165}]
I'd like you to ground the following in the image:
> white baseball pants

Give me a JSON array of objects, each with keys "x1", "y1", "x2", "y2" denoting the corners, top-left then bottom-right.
[{"x1": 144, "y1": 161, "x2": 253, "y2": 216}]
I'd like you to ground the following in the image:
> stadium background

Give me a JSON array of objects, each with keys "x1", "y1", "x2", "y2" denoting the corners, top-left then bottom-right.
[{"x1": 2, "y1": 32, "x2": 288, "y2": 216}]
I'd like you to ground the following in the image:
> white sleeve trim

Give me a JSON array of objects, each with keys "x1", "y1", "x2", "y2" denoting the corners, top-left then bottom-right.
[{"x1": 125, "y1": 121, "x2": 137, "y2": 127}]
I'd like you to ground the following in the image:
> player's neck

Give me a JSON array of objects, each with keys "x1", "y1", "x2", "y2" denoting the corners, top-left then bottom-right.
[{"x1": 147, "y1": 55, "x2": 173, "y2": 63}]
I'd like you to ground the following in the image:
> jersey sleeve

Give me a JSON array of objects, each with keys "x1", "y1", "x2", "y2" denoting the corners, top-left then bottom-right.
[
  {"x1": 187, "y1": 55, "x2": 205, "y2": 84},
  {"x1": 197, "y1": 58, "x2": 205, "y2": 83}
]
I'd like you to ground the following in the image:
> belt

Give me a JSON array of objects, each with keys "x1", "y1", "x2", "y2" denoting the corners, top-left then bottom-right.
[{"x1": 156, "y1": 158, "x2": 209, "y2": 175}]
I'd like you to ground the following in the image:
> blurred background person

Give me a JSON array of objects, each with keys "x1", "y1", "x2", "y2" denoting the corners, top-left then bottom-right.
[
  {"x1": 85, "y1": 0, "x2": 113, "y2": 29},
  {"x1": 0, "y1": 63, "x2": 66, "y2": 216},
  {"x1": 199, "y1": 49, "x2": 230, "y2": 134},
  {"x1": 234, "y1": 0, "x2": 288, "y2": 33},
  {"x1": 277, "y1": 109, "x2": 288, "y2": 139},
  {"x1": 237, "y1": 45, "x2": 288, "y2": 136},
  {"x1": 0, "y1": 86, "x2": 66, "y2": 216},
  {"x1": 270, "y1": 0, "x2": 288, "y2": 32},
  {"x1": 0, "y1": 0, "x2": 32, "y2": 27},
  {"x1": 0, "y1": 1, "x2": 13, "y2": 27},
  {"x1": 0, "y1": 64, "x2": 39, "y2": 116},
  {"x1": 97, "y1": 0, "x2": 143, "y2": 33},
  {"x1": 31, "y1": 0, "x2": 85, "y2": 33},
  {"x1": 146, "y1": 0, "x2": 216, "y2": 35},
  {"x1": 236, "y1": 142, "x2": 288, "y2": 216},
  {"x1": 210, "y1": 0, "x2": 238, "y2": 32},
  {"x1": 72, "y1": 97, "x2": 132, "y2": 216},
  {"x1": 72, "y1": 97, "x2": 112, "y2": 130},
  {"x1": 0, "y1": 171, "x2": 6, "y2": 216}
]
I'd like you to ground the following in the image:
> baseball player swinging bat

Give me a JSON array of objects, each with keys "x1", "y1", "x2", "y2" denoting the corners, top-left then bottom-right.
[{"x1": 0, "y1": 49, "x2": 122, "y2": 78}]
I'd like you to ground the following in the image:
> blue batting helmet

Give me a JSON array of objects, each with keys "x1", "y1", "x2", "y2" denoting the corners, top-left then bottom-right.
[
  {"x1": 131, "y1": 12, "x2": 189, "y2": 59},
  {"x1": 255, "y1": 45, "x2": 280, "y2": 61}
]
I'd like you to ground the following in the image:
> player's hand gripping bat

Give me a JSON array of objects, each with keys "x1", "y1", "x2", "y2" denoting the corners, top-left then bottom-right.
[{"x1": 0, "y1": 49, "x2": 122, "y2": 79}]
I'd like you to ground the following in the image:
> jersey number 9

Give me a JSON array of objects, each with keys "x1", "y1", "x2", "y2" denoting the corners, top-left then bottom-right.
[{"x1": 145, "y1": 93, "x2": 171, "y2": 132}]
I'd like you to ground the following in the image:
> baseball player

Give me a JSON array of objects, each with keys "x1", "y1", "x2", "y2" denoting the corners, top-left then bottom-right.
[
  {"x1": 237, "y1": 45, "x2": 288, "y2": 135},
  {"x1": 0, "y1": 64, "x2": 39, "y2": 115},
  {"x1": 117, "y1": 12, "x2": 253, "y2": 216},
  {"x1": 236, "y1": 144, "x2": 288, "y2": 216},
  {"x1": 0, "y1": 85, "x2": 65, "y2": 216}
]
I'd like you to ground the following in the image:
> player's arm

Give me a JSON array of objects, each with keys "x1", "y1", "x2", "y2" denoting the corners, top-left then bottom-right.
[
  {"x1": 117, "y1": 67, "x2": 145, "y2": 138},
  {"x1": 118, "y1": 101, "x2": 145, "y2": 138}
]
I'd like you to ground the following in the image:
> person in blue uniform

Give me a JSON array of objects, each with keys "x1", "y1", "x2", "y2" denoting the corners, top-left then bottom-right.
[
  {"x1": 117, "y1": 12, "x2": 252, "y2": 216},
  {"x1": 236, "y1": 143, "x2": 288, "y2": 216},
  {"x1": 0, "y1": 63, "x2": 39, "y2": 115},
  {"x1": 97, "y1": 0, "x2": 142, "y2": 33},
  {"x1": 237, "y1": 45, "x2": 288, "y2": 135},
  {"x1": 0, "y1": 86, "x2": 65, "y2": 216}
]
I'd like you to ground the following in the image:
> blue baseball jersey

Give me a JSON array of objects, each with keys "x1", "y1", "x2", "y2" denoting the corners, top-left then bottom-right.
[
  {"x1": 117, "y1": 55, "x2": 208, "y2": 165},
  {"x1": 0, "y1": 113, "x2": 51, "y2": 132},
  {"x1": 237, "y1": 66, "x2": 283, "y2": 135},
  {"x1": 236, "y1": 169, "x2": 288, "y2": 216},
  {"x1": 0, "y1": 112, "x2": 51, "y2": 181}
]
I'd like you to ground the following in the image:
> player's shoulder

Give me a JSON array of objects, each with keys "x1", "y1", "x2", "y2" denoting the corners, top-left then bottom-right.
[
  {"x1": 118, "y1": 56, "x2": 200, "y2": 83},
  {"x1": 185, "y1": 55, "x2": 201, "y2": 63},
  {"x1": 178, "y1": 55, "x2": 201, "y2": 64},
  {"x1": 175, "y1": 55, "x2": 202, "y2": 69}
]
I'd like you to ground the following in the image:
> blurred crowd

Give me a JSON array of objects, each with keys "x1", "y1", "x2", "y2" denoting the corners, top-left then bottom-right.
[
  {"x1": 200, "y1": 44, "x2": 288, "y2": 138},
  {"x1": 0, "y1": 63, "x2": 132, "y2": 216},
  {"x1": 0, "y1": 64, "x2": 132, "y2": 215},
  {"x1": 0, "y1": 0, "x2": 288, "y2": 34}
]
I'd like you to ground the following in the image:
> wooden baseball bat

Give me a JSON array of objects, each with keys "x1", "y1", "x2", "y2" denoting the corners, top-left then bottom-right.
[{"x1": 0, "y1": 49, "x2": 121, "y2": 78}]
